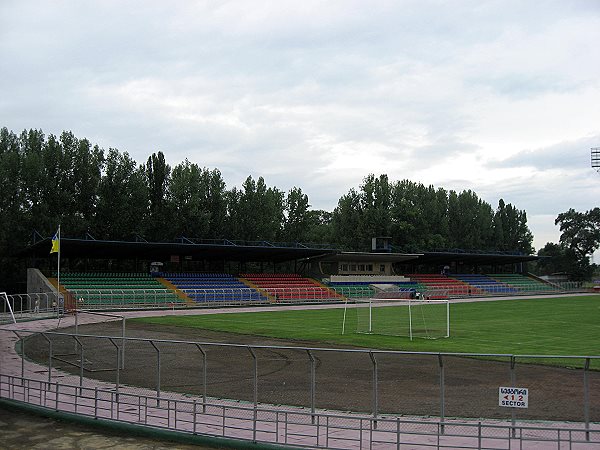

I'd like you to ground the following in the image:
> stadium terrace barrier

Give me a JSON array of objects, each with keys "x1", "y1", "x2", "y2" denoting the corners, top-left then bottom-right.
[{"x1": 2, "y1": 327, "x2": 599, "y2": 449}]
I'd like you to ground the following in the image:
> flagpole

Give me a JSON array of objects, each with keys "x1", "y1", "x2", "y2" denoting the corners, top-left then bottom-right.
[{"x1": 57, "y1": 224, "x2": 61, "y2": 303}]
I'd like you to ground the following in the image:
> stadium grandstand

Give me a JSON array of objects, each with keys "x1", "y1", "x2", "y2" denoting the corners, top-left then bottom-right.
[{"x1": 8, "y1": 232, "x2": 582, "y2": 313}]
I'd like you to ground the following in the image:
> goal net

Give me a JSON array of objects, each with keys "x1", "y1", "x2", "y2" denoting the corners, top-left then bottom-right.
[{"x1": 343, "y1": 296, "x2": 450, "y2": 340}]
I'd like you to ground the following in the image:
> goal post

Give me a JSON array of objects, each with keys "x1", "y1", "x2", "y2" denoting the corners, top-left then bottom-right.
[
  {"x1": 1, "y1": 292, "x2": 16, "y2": 324},
  {"x1": 342, "y1": 295, "x2": 450, "y2": 340}
]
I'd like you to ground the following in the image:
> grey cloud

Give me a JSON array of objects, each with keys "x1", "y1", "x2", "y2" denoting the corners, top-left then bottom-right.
[
  {"x1": 2, "y1": 0, "x2": 600, "y2": 249},
  {"x1": 489, "y1": 136, "x2": 600, "y2": 171}
]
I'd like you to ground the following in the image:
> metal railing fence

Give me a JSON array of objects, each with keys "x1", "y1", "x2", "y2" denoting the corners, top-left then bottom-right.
[
  {"x1": 1, "y1": 373, "x2": 598, "y2": 449},
  {"x1": 6, "y1": 328, "x2": 599, "y2": 429},
  {"x1": 1, "y1": 292, "x2": 62, "y2": 323},
  {"x1": 4, "y1": 281, "x2": 590, "y2": 314},
  {"x1": 331, "y1": 282, "x2": 587, "y2": 298}
]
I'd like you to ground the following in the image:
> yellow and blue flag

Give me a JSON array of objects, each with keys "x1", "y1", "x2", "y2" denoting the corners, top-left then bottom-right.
[{"x1": 50, "y1": 229, "x2": 60, "y2": 254}]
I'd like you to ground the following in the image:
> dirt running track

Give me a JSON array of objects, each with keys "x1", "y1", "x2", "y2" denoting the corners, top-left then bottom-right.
[{"x1": 23, "y1": 317, "x2": 600, "y2": 424}]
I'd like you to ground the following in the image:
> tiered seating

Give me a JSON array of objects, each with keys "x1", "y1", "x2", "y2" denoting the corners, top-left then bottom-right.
[
  {"x1": 451, "y1": 274, "x2": 518, "y2": 294},
  {"x1": 59, "y1": 272, "x2": 181, "y2": 306},
  {"x1": 241, "y1": 273, "x2": 342, "y2": 302},
  {"x1": 408, "y1": 274, "x2": 484, "y2": 297},
  {"x1": 487, "y1": 274, "x2": 557, "y2": 293},
  {"x1": 160, "y1": 273, "x2": 268, "y2": 304}
]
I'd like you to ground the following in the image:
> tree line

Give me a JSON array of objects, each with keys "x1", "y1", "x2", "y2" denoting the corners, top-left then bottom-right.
[
  {"x1": 1, "y1": 127, "x2": 542, "y2": 288},
  {"x1": 0, "y1": 127, "x2": 536, "y2": 253}
]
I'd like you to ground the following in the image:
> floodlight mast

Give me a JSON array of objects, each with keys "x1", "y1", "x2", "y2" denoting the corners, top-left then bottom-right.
[{"x1": 592, "y1": 147, "x2": 600, "y2": 173}]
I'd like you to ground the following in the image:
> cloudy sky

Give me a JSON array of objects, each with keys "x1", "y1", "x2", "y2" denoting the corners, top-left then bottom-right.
[{"x1": 1, "y1": 1, "x2": 599, "y2": 255}]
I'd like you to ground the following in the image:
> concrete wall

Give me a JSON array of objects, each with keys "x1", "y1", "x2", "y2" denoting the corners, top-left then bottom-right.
[
  {"x1": 26, "y1": 268, "x2": 58, "y2": 310},
  {"x1": 27, "y1": 268, "x2": 55, "y2": 294}
]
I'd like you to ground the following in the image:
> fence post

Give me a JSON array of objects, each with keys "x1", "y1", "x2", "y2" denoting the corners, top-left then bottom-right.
[
  {"x1": 74, "y1": 309, "x2": 79, "y2": 354},
  {"x1": 369, "y1": 351, "x2": 378, "y2": 427},
  {"x1": 438, "y1": 354, "x2": 444, "y2": 434},
  {"x1": 40, "y1": 333, "x2": 53, "y2": 385},
  {"x1": 13, "y1": 331, "x2": 24, "y2": 381},
  {"x1": 55, "y1": 382, "x2": 59, "y2": 411},
  {"x1": 584, "y1": 357, "x2": 590, "y2": 441},
  {"x1": 73, "y1": 336, "x2": 84, "y2": 393},
  {"x1": 193, "y1": 399, "x2": 198, "y2": 434},
  {"x1": 150, "y1": 340, "x2": 161, "y2": 403},
  {"x1": 247, "y1": 346, "x2": 258, "y2": 442},
  {"x1": 396, "y1": 417, "x2": 400, "y2": 450},
  {"x1": 195, "y1": 344, "x2": 207, "y2": 412},
  {"x1": 306, "y1": 350, "x2": 316, "y2": 423},
  {"x1": 510, "y1": 356, "x2": 516, "y2": 437},
  {"x1": 108, "y1": 338, "x2": 120, "y2": 397},
  {"x1": 121, "y1": 317, "x2": 126, "y2": 369}
]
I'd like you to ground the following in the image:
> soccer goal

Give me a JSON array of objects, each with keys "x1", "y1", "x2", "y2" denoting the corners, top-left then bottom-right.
[
  {"x1": 1, "y1": 292, "x2": 16, "y2": 324},
  {"x1": 342, "y1": 296, "x2": 450, "y2": 340}
]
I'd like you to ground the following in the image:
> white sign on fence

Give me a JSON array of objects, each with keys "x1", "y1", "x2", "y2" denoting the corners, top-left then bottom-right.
[{"x1": 499, "y1": 387, "x2": 528, "y2": 408}]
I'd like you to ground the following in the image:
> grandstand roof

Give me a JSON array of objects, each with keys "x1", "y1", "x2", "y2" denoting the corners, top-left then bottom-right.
[
  {"x1": 316, "y1": 252, "x2": 422, "y2": 263},
  {"x1": 20, "y1": 237, "x2": 338, "y2": 263},
  {"x1": 20, "y1": 236, "x2": 538, "y2": 267},
  {"x1": 415, "y1": 250, "x2": 539, "y2": 266},
  {"x1": 311, "y1": 250, "x2": 538, "y2": 266}
]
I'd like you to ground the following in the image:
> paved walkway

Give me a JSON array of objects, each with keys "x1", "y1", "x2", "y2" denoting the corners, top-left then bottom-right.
[{"x1": 1, "y1": 297, "x2": 599, "y2": 449}]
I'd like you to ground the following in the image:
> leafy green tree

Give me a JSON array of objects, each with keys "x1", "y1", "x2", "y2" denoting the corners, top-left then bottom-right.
[
  {"x1": 284, "y1": 187, "x2": 310, "y2": 242},
  {"x1": 430, "y1": 187, "x2": 450, "y2": 249},
  {"x1": 354, "y1": 174, "x2": 392, "y2": 248},
  {"x1": 447, "y1": 190, "x2": 493, "y2": 250},
  {"x1": 446, "y1": 190, "x2": 462, "y2": 249},
  {"x1": 203, "y1": 168, "x2": 228, "y2": 239},
  {"x1": 389, "y1": 180, "x2": 419, "y2": 251},
  {"x1": 555, "y1": 208, "x2": 600, "y2": 261},
  {"x1": 331, "y1": 188, "x2": 362, "y2": 250},
  {"x1": 144, "y1": 151, "x2": 171, "y2": 239},
  {"x1": 67, "y1": 135, "x2": 103, "y2": 234},
  {"x1": 94, "y1": 149, "x2": 147, "y2": 239},
  {"x1": 534, "y1": 208, "x2": 600, "y2": 281},
  {"x1": 17, "y1": 130, "x2": 104, "y2": 237},
  {"x1": 170, "y1": 160, "x2": 210, "y2": 237},
  {"x1": 305, "y1": 209, "x2": 333, "y2": 244},
  {"x1": 0, "y1": 128, "x2": 25, "y2": 253},
  {"x1": 493, "y1": 199, "x2": 533, "y2": 254},
  {"x1": 226, "y1": 176, "x2": 284, "y2": 241},
  {"x1": 537, "y1": 242, "x2": 593, "y2": 281},
  {"x1": 0, "y1": 128, "x2": 27, "y2": 291},
  {"x1": 169, "y1": 161, "x2": 227, "y2": 239},
  {"x1": 332, "y1": 174, "x2": 534, "y2": 254},
  {"x1": 20, "y1": 129, "x2": 50, "y2": 232}
]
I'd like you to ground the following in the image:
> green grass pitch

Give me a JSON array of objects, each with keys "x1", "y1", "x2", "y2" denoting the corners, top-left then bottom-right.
[{"x1": 133, "y1": 295, "x2": 600, "y2": 367}]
